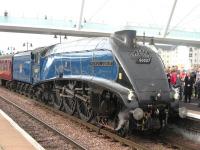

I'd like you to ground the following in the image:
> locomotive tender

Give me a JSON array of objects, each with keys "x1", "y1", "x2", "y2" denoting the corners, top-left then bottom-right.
[{"x1": 0, "y1": 30, "x2": 180, "y2": 132}]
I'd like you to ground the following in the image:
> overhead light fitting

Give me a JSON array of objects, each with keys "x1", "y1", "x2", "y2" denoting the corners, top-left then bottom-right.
[
  {"x1": 54, "y1": 35, "x2": 57, "y2": 38},
  {"x1": 84, "y1": 18, "x2": 86, "y2": 23},
  {"x1": 64, "y1": 35, "x2": 67, "y2": 39},
  {"x1": 23, "y1": 43, "x2": 32, "y2": 47},
  {"x1": 4, "y1": 11, "x2": 8, "y2": 17}
]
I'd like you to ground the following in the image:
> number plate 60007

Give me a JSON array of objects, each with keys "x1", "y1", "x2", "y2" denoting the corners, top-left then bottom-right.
[{"x1": 136, "y1": 57, "x2": 151, "y2": 64}]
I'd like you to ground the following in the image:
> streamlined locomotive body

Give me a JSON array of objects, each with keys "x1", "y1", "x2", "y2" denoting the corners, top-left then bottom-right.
[{"x1": 1, "y1": 30, "x2": 179, "y2": 132}]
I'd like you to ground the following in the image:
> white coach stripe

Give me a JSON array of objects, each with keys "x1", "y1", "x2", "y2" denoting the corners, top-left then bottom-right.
[{"x1": 0, "y1": 109, "x2": 45, "y2": 150}]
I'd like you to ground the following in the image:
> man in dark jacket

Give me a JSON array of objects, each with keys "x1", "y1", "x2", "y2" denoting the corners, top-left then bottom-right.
[{"x1": 184, "y1": 73, "x2": 194, "y2": 103}]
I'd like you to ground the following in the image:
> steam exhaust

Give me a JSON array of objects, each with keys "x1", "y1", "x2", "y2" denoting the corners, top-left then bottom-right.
[{"x1": 115, "y1": 108, "x2": 144, "y2": 131}]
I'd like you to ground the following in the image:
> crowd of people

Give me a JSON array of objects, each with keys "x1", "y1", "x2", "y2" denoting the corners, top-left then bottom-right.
[{"x1": 165, "y1": 66, "x2": 200, "y2": 106}]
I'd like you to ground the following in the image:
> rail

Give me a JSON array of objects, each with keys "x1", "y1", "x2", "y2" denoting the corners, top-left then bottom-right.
[
  {"x1": 0, "y1": 95, "x2": 87, "y2": 150},
  {"x1": 0, "y1": 91, "x2": 149, "y2": 150}
]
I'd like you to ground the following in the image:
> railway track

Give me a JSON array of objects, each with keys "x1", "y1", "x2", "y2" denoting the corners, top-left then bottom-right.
[
  {"x1": 186, "y1": 127, "x2": 200, "y2": 134},
  {"x1": 1, "y1": 87, "x2": 200, "y2": 150},
  {"x1": 179, "y1": 119, "x2": 200, "y2": 134},
  {"x1": 29, "y1": 97, "x2": 198, "y2": 150},
  {"x1": 0, "y1": 95, "x2": 87, "y2": 150},
  {"x1": 0, "y1": 88, "x2": 150, "y2": 150}
]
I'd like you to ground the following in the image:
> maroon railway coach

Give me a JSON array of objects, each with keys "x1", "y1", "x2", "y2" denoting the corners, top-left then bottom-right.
[{"x1": 0, "y1": 55, "x2": 13, "y2": 82}]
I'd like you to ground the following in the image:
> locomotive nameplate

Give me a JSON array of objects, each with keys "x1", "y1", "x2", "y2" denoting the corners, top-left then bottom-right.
[{"x1": 91, "y1": 61, "x2": 113, "y2": 66}]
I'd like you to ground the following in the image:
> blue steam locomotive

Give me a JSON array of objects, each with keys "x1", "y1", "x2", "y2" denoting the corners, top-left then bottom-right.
[{"x1": 2, "y1": 30, "x2": 180, "y2": 133}]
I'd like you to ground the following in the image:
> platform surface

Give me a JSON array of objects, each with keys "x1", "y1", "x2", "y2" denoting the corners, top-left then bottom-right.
[
  {"x1": 0, "y1": 109, "x2": 44, "y2": 150},
  {"x1": 179, "y1": 100, "x2": 200, "y2": 120}
]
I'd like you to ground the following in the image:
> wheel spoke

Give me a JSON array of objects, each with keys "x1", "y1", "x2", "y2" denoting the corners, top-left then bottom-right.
[
  {"x1": 53, "y1": 89, "x2": 63, "y2": 110},
  {"x1": 63, "y1": 96, "x2": 76, "y2": 115},
  {"x1": 77, "y1": 100, "x2": 93, "y2": 122}
]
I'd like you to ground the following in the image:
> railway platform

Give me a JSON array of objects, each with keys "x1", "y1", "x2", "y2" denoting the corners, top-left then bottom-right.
[
  {"x1": 0, "y1": 109, "x2": 44, "y2": 150},
  {"x1": 179, "y1": 100, "x2": 200, "y2": 120}
]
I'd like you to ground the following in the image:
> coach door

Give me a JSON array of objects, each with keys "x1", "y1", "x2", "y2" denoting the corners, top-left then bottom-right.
[{"x1": 32, "y1": 52, "x2": 40, "y2": 83}]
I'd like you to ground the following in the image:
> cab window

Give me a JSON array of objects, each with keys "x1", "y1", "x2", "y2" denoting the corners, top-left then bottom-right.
[{"x1": 33, "y1": 53, "x2": 40, "y2": 64}]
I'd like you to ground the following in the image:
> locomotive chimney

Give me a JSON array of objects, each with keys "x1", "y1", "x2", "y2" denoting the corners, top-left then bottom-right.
[{"x1": 112, "y1": 30, "x2": 137, "y2": 47}]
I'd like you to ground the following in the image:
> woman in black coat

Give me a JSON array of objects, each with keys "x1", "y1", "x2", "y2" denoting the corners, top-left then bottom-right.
[
  {"x1": 184, "y1": 73, "x2": 194, "y2": 103},
  {"x1": 175, "y1": 73, "x2": 183, "y2": 100}
]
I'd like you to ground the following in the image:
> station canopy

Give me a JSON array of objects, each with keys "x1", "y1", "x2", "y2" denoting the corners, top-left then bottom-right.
[{"x1": 1, "y1": 0, "x2": 200, "y2": 40}]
